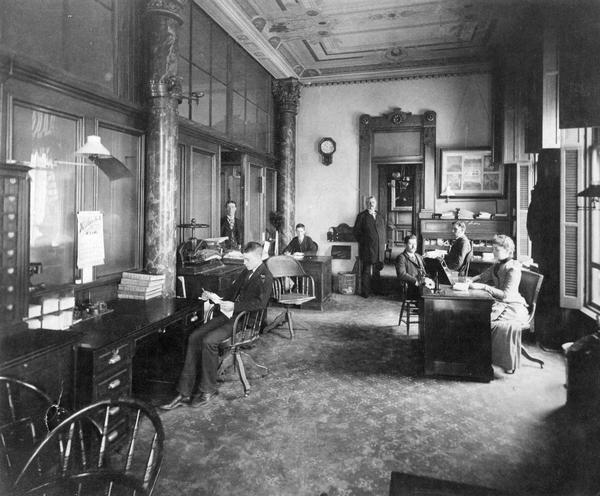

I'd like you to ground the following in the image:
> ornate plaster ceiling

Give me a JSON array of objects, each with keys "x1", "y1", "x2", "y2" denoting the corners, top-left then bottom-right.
[{"x1": 195, "y1": 0, "x2": 540, "y2": 84}]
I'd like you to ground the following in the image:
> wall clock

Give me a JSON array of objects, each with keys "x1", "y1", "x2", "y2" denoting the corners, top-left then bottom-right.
[{"x1": 318, "y1": 137, "x2": 336, "y2": 165}]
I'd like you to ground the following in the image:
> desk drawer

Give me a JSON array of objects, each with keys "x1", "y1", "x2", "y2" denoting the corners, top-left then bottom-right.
[
  {"x1": 96, "y1": 368, "x2": 130, "y2": 400},
  {"x1": 94, "y1": 343, "x2": 130, "y2": 377}
]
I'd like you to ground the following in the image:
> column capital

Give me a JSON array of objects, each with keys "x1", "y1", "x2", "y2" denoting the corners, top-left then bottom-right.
[
  {"x1": 273, "y1": 78, "x2": 301, "y2": 113},
  {"x1": 146, "y1": 0, "x2": 187, "y2": 24}
]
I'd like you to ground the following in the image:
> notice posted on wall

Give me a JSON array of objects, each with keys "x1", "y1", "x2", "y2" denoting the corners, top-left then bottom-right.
[{"x1": 77, "y1": 211, "x2": 105, "y2": 268}]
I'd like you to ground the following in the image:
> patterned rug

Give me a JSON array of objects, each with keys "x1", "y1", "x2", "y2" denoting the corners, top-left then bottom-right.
[{"x1": 154, "y1": 294, "x2": 582, "y2": 496}]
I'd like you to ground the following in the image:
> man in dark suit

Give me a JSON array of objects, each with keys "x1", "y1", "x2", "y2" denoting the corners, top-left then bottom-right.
[
  {"x1": 283, "y1": 223, "x2": 318, "y2": 255},
  {"x1": 443, "y1": 221, "x2": 472, "y2": 275},
  {"x1": 353, "y1": 195, "x2": 386, "y2": 297},
  {"x1": 396, "y1": 234, "x2": 432, "y2": 299},
  {"x1": 161, "y1": 242, "x2": 272, "y2": 410},
  {"x1": 220, "y1": 200, "x2": 243, "y2": 249}
]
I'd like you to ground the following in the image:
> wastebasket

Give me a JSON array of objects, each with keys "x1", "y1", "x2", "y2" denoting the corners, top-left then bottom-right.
[{"x1": 337, "y1": 272, "x2": 356, "y2": 295}]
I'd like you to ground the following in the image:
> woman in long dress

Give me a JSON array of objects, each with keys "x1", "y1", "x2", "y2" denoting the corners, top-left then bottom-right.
[{"x1": 469, "y1": 235, "x2": 528, "y2": 373}]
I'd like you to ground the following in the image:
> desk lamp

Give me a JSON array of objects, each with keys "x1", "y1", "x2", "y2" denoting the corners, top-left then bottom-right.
[
  {"x1": 75, "y1": 135, "x2": 131, "y2": 180},
  {"x1": 577, "y1": 184, "x2": 600, "y2": 210}
]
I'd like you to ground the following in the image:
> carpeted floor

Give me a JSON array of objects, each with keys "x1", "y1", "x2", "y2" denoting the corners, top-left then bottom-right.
[{"x1": 153, "y1": 294, "x2": 591, "y2": 496}]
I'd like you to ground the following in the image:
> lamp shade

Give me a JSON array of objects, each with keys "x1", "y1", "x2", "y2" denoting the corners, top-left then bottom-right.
[
  {"x1": 577, "y1": 184, "x2": 600, "y2": 198},
  {"x1": 75, "y1": 135, "x2": 111, "y2": 158}
]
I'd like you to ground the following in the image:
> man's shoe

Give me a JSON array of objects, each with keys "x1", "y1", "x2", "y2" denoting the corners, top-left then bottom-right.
[
  {"x1": 159, "y1": 394, "x2": 191, "y2": 410},
  {"x1": 191, "y1": 391, "x2": 219, "y2": 408}
]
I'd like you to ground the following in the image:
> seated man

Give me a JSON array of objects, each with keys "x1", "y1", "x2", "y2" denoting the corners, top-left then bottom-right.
[
  {"x1": 396, "y1": 234, "x2": 433, "y2": 299},
  {"x1": 443, "y1": 221, "x2": 471, "y2": 275},
  {"x1": 161, "y1": 242, "x2": 273, "y2": 410},
  {"x1": 220, "y1": 200, "x2": 243, "y2": 249},
  {"x1": 283, "y1": 223, "x2": 318, "y2": 255}
]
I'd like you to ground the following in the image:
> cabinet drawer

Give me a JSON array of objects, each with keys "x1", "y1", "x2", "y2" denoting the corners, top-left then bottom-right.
[
  {"x1": 96, "y1": 368, "x2": 130, "y2": 400},
  {"x1": 94, "y1": 343, "x2": 131, "y2": 376}
]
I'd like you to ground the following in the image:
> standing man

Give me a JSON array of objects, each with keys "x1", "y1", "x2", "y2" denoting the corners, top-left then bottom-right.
[
  {"x1": 160, "y1": 242, "x2": 272, "y2": 409},
  {"x1": 443, "y1": 221, "x2": 471, "y2": 275},
  {"x1": 220, "y1": 200, "x2": 243, "y2": 249},
  {"x1": 353, "y1": 195, "x2": 386, "y2": 298}
]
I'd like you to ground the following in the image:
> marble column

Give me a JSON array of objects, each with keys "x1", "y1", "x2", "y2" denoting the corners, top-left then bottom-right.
[
  {"x1": 144, "y1": 0, "x2": 186, "y2": 295},
  {"x1": 272, "y1": 78, "x2": 301, "y2": 250}
]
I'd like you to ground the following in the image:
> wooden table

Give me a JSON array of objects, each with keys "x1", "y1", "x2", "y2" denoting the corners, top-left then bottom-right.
[{"x1": 420, "y1": 285, "x2": 494, "y2": 382}]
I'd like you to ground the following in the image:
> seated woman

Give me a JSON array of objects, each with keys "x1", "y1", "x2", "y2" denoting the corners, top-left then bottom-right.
[
  {"x1": 469, "y1": 234, "x2": 528, "y2": 373},
  {"x1": 395, "y1": 234, "x2": 433, "y2": 299},
  {"x1": 283, "y1": 223, "x2": 318, "y2": 255}
]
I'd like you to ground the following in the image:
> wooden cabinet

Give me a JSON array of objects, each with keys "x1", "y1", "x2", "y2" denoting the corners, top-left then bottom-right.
[
  {"x1": 1, "y1": 162, "x2": 30, "y2": 332},
  {"x1": 299, "y1": 256, "x2": 332, "y2": 310}
]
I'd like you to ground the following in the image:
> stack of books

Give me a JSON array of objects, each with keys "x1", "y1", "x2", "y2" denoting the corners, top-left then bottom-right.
[{"x1": 117, "y1": 272, "x2": 165, "y2": 300}]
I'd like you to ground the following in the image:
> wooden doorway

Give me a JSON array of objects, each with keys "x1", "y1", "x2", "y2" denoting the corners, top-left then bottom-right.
[{"x1": 378, "y1": 163, "x2": 422, "y2": 255}]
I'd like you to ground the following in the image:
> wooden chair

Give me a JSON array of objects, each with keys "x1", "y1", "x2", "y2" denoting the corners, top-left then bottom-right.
[
  {"x1": 263, "y1": 256, "x2": 316, "y2": 339},
  {"x1": 217, "y1": 309, "x2": 269, "y2": 397},
  {"x1": 13, "y1": 398, "x2": 164, "y2": 496},
  {"x1": 397, "y1": 281, "x2": 420, "y2": 336},
  {"x1": 518, "y1": 269, "x2": 545, "y2": 369},
  {"x1": 0, "y1": 377, "x2": 60, "y2": 491}
]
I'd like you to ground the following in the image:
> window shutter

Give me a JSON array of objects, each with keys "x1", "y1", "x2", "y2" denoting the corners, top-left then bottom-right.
[
  {"x1": 560, "y1": 146, "x2": 582, "y2": 308},
  {"x1": 516, "y1": 161, "x2": 532, "y2": 259}
]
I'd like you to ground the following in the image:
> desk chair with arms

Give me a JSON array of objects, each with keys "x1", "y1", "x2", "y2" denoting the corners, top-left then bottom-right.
[
  {"x1": 217, "y1": 308, "x2": 270, "y2": 397},
  {"x1": 13, "y1": 398, "x2": 164, "y2": 496},
  {"x1": 518, "y1": 269, "x2": 545, "y2": 369},
  {"x1": 263, "y1": 256, "x2": 315, "y2": 339}
]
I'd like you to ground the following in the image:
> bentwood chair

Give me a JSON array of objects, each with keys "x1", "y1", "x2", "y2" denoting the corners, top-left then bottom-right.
[
  {"x1": 0, "y1": 377, "x2": 62, "y2": 491},
  {"x1": 263, "y1": 256, "x2": 315, "y2": 339},
  {"x1": 218, "y1": 308, "x2": 270, "y2": 397},
  {"x1": 13, "y1": 398, "x2": 164, "y2": 496},
  {"x1": 518, "y1": 269, "x2": 545, "y2": 369}
]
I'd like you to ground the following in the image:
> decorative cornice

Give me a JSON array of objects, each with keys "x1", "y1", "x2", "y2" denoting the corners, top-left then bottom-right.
[
  {"x1": 193, "y1": 0, "x2": 296, "y2": 79},
  {"x1": 272, "y1": 78, "x2": 301, "y2": 113},
  {"x1": 146, "y1": 0, "x2": 187, "y2": 24},
  {"x1": 300, "y1": 62, "x2": 491, "y2": 87}
]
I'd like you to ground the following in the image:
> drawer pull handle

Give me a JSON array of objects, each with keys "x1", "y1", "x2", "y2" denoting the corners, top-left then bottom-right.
[
  {"x1": 158, "y1": 328, "x2": 166, "y2": 334},
  {"x1": 190, "y1": 314, "x2": 199, "y2": 323},
  {"x1": 108, "y1": 430, "x2": 119, "y2": 442},
  {"x1": 108, "y1": 379, "x2": 121, "y2": 390},
  {"x1": 108, "y1": 352, "x2": 121, "y2": 365},
  {"x1": 109, "y1": 406, "x2": 120, "y2": 416}
]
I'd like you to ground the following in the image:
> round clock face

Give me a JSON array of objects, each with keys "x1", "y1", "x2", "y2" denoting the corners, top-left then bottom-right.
[{"x1": 319, "y1": 138, "x2": 336, "y2": 154}]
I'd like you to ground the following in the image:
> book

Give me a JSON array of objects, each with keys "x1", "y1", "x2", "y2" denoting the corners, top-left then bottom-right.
[
  {"x1": 117, "y1": 291, "x2": 162, "y2": 300},
  {"x1": 117, "y1": 284, "x2": 163, "y2": 294},
  {"x1": 121, "y1": 271, "x2": 165, "y2": 281},
  {"x1": 118, "y1": 278, "x2": 164, "y2": 288}
]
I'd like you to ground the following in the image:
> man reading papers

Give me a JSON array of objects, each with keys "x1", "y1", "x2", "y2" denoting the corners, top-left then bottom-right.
[{"x1": 161, "y1": 242, "x2": 273, "y2": 410}]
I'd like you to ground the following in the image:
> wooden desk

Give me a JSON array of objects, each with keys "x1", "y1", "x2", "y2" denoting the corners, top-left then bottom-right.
[
  {"x1": 74, "y1": 298, "x2": 203, "y2": 408},
  {"x1": 420, "y1": 286, "x2": 494, "y2": 382},
  {"x1": 178, "y1": 263, "x2": 244, "y2": 298},
  {"x1": 298, "y1": 256, "x2": 332, "y2": 310}
]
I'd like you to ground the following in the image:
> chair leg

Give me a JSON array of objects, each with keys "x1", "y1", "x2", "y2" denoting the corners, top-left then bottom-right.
[
  {"x1": 406, "y1": 300, "x2": 411, "y2": 336},
  {"x1": 263, "y1": 311, "x2": 288, "y2": 334},
  {"x1": 399, "y1": 298, "x2": 406, "y2": 326},
  {"x1": 234, "y1": 352, "x2": 251, "y2": 396},
  {"x1": 521, "y1": 346, "x2": 544, "y2": 368},
  {"x1": 286, "y1": 309, "x2": 294, "y2": 339},
  {"x1": 217, "y1": 352, "x2": 234, "y2": 381},
  {"x1": 239, "y1": 351, "x2": 269, "y2": 377}
]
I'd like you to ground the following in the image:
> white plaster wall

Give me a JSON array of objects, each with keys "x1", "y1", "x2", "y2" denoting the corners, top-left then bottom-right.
[{"x1": 295, "y1": 73, "x2": 492, "y2": 273}]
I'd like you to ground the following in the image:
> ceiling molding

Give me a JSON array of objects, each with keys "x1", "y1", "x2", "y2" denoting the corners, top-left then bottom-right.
[
  {"x1": 300, "y1": 61, "x2": 491, "y2": 87},
  {"x1": 194, "y1": 0, "x2": 297, "y2": 79}
]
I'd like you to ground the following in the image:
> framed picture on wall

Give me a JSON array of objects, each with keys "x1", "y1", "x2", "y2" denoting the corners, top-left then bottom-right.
[{"x1": 438, "y1": 148, "x2": 502, "y2": 198}]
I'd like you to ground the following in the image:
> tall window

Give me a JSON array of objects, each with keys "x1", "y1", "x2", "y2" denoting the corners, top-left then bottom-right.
[{"x1": 587, "y1": 128, "x2": 600, "y2": 311}]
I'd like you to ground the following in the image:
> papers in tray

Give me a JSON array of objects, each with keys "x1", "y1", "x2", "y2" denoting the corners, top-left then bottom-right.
[
  {"x1": 223, "y1": 250, "x2": 243, "y2": 259},
  {"x1": 423, "y1": 249, "x2": 447, "y2": 258},
  {"x1": 477, "y1": 211, "x2": 492, "y2": 219},
  {"x1": 452, "y1": 282, "x2": 470, "y2": 292}
]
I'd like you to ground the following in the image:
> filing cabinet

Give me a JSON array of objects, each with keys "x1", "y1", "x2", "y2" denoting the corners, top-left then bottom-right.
[{"x1": 0, "y1": 162, "x2": 30, "y2": 331}]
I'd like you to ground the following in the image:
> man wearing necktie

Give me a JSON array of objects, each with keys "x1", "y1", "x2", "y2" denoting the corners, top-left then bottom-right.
[
  {"x1": 161, "y1": 242, "x2": 273, "y2": 410},
  {"x1": 353, "y1": 195, "x2": 386, "y2": 297}
]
